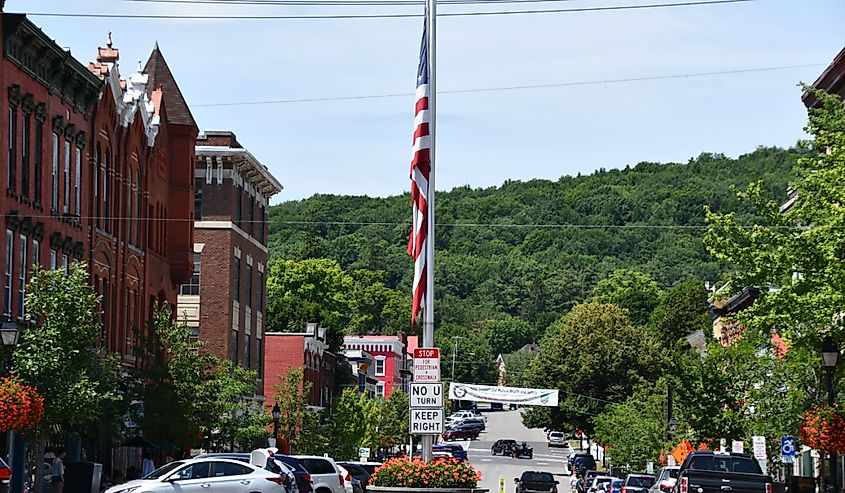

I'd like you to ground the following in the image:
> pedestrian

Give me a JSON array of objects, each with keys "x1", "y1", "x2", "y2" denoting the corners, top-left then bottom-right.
[
  {"x1": 569, "y1": 472, "x2": 579, "y2": 492},
  {"x1": 50, "y1": 450, "x2": 65, "y2": 493},
  {"x1": 142, "y1": 453, "x2": 155, "y2": 477}
]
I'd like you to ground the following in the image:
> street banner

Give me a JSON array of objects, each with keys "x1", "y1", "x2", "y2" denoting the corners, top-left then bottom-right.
[{"x1": 448, "y1": 382, "x2": 559, "y2": 406}]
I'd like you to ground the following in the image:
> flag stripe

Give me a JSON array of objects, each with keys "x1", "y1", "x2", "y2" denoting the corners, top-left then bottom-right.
[{"x1": 408, "y1": 16, "x2": 430, "y2": 326}]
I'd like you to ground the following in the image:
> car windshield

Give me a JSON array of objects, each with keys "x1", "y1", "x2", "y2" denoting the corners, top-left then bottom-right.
[
  {"x1": 595, "y1": 478, "x2": 612, "y2": 485},
  {"x1": 627, "y1": 477, "x2": 655, "y2": 488},
  {"x1": 145, "y1": 461, "x2": 186, "y2": 480},
  {"x1": 686, "y1": 456, "x2": 761, "y2": 474},
  {"x1": 523, "y1": 472, "x2": 555, "y2": 482},
  {"x1": 664, "y1": 470, "x2": 679, "y2": 480},
  {"x1": 550, "y1": 433, "x2": 563, "y2": 438},
  {"x1": 613, "y1": 480, "x2": 624, "y2": 487}
]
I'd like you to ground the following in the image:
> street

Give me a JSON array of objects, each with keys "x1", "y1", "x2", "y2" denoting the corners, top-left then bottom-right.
[{"x1": 443, "y1": 408, "x2": 572, "y2": 493}]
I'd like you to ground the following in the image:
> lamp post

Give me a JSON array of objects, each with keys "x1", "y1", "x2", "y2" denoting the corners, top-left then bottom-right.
[
  {"x1": 822, "y1": 336, "x2": 839, "y2": 493},
  {"x1": 2, "y1": 317, "x2": 23, "y2": 493},
  {"x1": 666, "y1": 384, "x2": 677, "y2": 441},
  {"x1": 271, "y1": 402, "x2": 281, "y2": 444}
]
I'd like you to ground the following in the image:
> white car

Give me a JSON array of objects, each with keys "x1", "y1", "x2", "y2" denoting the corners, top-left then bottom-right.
[
  {"x1": 293, "y1": 456, "x2": 346, "y2": 493},
  {"x1": 104, "y1": 457, "x2": 287, "y2": 493},
  {"x1": 336, "y1": 465, "x2": 354, "y2": 493},
  {"x1": 450, "y1": 410, "x2": 487, "y2": 422}
]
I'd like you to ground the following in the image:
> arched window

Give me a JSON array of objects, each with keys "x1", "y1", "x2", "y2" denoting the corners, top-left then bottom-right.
[{"x1": 94, "y1": 145, "x2": 101, "y2": 226}]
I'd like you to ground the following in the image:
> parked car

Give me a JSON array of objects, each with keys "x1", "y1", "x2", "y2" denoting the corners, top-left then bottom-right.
[
  {"x1": 492, "y1": 439, "x2": 518, "y2": 456},
  {"x1": 0, "y1": 457, "x2": 10, "y2": 493},
  {"x1": 588, "y1": 476, "x2": 614, "y2": 493},
  {"x1": 336, "y1": 465, "x2": 354, "y2": 493},
  {"x1": 514, "y1": 471, "x2": 558, "y2": 493},
  {"x1": 570, "y1": 454, "x2": 597, "y2": 473},
  {"x1": 648, "y1": 467, "x2": 680, "y2": 493},
  {"x1": 598, "y1": 479, "x2": 624, "y2": 493},
  {"x1": 442, "y1": 423, "x2": 481, "y2": 441},
  {"x1": 453, "y1": 417, "x2": 486, "y2": 431},
  {"x1": 446, "y1": 420, "x2": 484, "y2": 433},
  {"x1": 103, "y1": 457, "x2": 288, "y2": 493},
  {"x1": 273, "y1": 455, "x2": 316, "y2": 493},
  {"x1": 433, "y1": 444, "x2": 468, "y2": 461},
  {"x1": 622, "y1": 474, "x2": 656, "y2": 493},
  {"x1": 452, "y1": 410, "x2": 487, "y2": 422},
  {"x1": 547, "y1": 431, "x2": 568, "y2": 448},
  {"x1": 673, "y1": 451, "x2": 772, "y2": 493},
  {"x1": 193, "y1": 452, "x2": 297, "y2": 493},
  {"x1": 338, "y1": 462, "x2": 373, "y2": 493},
  {"x1": 294, "y1": 455, "x2": 347, "y2": 493}
]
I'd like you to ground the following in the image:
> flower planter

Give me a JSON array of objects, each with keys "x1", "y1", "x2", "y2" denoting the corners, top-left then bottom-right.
[{"x1": 369, "y1": 487, "x2": 489, "y2": 493}]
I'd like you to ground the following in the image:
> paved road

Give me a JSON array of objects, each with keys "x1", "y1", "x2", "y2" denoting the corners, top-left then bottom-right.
[{"x1": 440, "y1": 409, "x2": 573, "y2": 493}]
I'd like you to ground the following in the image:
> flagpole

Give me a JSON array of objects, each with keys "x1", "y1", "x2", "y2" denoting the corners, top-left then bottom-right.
[{"x1": 422, "y1": 0, "x2": 437, "y2": 464}]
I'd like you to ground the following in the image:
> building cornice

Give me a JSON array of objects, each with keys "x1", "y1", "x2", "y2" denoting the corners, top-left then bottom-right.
[{"x1": 196, "y1": 146, "x2": 283, "y2": 197}]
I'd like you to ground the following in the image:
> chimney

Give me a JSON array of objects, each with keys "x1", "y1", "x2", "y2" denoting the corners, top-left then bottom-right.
[{"x1": 97, "y1": 32, "x2": 120, "y2": 65}]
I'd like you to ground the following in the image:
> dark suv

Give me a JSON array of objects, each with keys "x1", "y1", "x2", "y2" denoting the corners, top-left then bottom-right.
[
  {"x1": 569, "y1": 453, "x2": 597, "y2": 473},
  {"x1": 492, "y1": 439, "x2": 518, "y2": 455}
]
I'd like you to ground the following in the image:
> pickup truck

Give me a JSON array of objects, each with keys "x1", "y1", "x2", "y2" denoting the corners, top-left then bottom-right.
[
  {"x1": 515, "y1": 471, "x2": 559, "y2": 493},
  {"x1": 675, "y1": 451, "x2": 772, "y2": 493}
]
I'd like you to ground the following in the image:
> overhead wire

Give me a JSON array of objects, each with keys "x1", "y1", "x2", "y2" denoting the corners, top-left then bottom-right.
[
  {"x1": 24, "y1": 0, "x2": 755, "y2": 20},
  {"x1": 190, "y1": 63, "x2": 821, "y2": 107}
]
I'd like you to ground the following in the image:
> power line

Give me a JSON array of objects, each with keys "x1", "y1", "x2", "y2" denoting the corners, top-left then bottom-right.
[
  {"x1": 191, "y1": 63, "x2": 821, "y2": 107},
  {"x1": 122, "y1": 0, "x2": 612, "y2": 6},
  {"x1": 24, "y1": 0, "x2": 755, "y2": 20}
]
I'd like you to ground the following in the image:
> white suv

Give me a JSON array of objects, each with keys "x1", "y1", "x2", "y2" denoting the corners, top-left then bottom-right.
[{"x1": 294, "y1": 456, "x2": 346, "y2": 493}]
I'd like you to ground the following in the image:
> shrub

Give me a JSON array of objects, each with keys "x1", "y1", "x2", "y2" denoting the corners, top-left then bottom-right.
[{"x1": 370, "y1": 457, "x2": 481, "y2": 488}]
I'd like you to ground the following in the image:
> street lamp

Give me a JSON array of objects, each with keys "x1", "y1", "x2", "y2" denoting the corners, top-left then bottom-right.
[
  {"x1": 822, "y1": 336, "x2": 839, "y2": 493},
  {"x1": 1, "y1": 317, "x2": 19, "y2": 349},
  {"x1": 272, "y1": 402, "x2": 281, "y2": 443}
]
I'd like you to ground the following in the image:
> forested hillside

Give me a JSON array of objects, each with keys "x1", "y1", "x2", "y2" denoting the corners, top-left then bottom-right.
[{"x1": 266, "y1": 147, "x2": 797, "y2": 369}]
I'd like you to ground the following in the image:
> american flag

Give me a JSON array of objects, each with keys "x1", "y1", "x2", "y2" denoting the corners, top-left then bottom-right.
[{"x1": 408, "y1": 18, "x2": 430, "y2": 325}]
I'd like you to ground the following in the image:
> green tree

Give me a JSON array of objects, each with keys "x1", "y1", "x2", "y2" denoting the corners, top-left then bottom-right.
[
  {"x1": 593, "y1": 378, "x2": 682, "y2": 471},
  {"x1": 479, "y1": 316, "x2": 537, "y2": 356},
  {"x1": 272, "y1": 368, "x2": 323, "y2": 454},
  {"x1": 591, "y1": 270, "x2": 663, "y2": 326},
  {"x1": 265, "y1": 258, "x2": 355, "y2": 350},
  {"x1": 348, "y1": 270, "x2": 409, "y2": 336},
  {"x1": 704, "y1": 88, "x2": 845, "y2": 356},
  {"x1": 13, "y1": 263, "x2": 121, "y2": 435},
  {"x1": 327, "y1": 389, "x2": 368, "y2": 459},
  {"x1": 523, "y1": 302, "x2": 661, "y2": 435},
  {"x1": 130, "y1": 305, "x2": 267, "y2": 450},
  {"x1": 378, "y1": 390, "x2": 409, "y2": 448},
  {"x1": 504, "y1": 350, "x2": 538, "y2": 387},
  {"x1": 649, "y1": 279, "x2": 711, "y2": 348},
  {"x1": 435, "y1": 325, "x2": 496, "y2": 385}
]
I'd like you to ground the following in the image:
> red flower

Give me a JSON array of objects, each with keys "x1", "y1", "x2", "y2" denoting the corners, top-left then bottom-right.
[{"x1": 0, "y1": 377, "x2": 45, "y2": 432}]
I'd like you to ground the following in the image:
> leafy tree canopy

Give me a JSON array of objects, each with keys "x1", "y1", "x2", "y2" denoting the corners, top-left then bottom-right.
[{"x1": 591, "y1": 269, "x2": 663, "y2": 326}]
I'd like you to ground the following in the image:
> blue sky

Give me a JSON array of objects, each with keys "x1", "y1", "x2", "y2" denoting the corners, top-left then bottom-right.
[{"x1": 14, "y1": 0, "x2": 844, "y2": 203}]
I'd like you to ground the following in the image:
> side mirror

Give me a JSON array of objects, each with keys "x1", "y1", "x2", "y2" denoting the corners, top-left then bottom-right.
[{"x1": 514, "y1": 479, "x2": 520, "y2": 484}]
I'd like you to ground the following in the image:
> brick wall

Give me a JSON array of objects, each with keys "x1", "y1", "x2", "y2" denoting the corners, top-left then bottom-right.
[{"x1": 264, "y1": 333, "x2": 305, "y2": 406}]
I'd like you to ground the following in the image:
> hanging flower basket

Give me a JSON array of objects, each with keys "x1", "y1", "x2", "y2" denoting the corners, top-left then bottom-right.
[
  {"x1": 800, "y1": 405, "x2": 845, "y2": 454},
  {"x1": 369, "y1": 457, "x2": 484, "y2": 492},
  {"x1": 0, "y1": 376, "x2": 45, "y2": 432}
]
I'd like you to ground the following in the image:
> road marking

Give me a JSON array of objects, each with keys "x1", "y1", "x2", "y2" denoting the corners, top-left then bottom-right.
[
  {"x1": 537, "y1": 462, "x2": 549, "y2": 465},
  {"x1": 481, "y1": 458, "x2": 492, "y2": 462}
]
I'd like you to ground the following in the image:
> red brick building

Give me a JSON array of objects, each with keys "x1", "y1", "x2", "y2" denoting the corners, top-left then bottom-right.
[
  {"x1": 263, "y1": 324, "x2": 337, "y2": 410},
  {"x1": 1, "y1": 13, "x2": 101, "y2": 325},
  {"x1": 0, "y1": 10, "x2": 196, "y2": 360},
  {"x1": 343, "y1": 335, "x2": 409, "y2": 398},
  {"x1": 86, "y1": 39, "x2": 197, "y2": 361},
  {"x1": 177, "y1": 130, "x2": 281, "y2": 386}
]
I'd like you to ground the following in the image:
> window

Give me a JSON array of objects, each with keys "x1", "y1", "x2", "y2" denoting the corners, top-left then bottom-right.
[
  {"x1": 234, "y1": 185, "x2": 243, "y2": 227},
  {"x1": 32, "y1": 239, "x2": 40, "y2": 269},
  {"x1": 375, "y1": 357, "x2": 385, "y2": 376},
  {"x1": 230, "y1": 329, "x2": 239, "y2": 364},
  {"x1": 257, "y1": 271, "x2": 264, "y2": 312},
  {"x1": 248, "y1": 195, "x2": 255, "y2": 237},
  {"x1": 173, "y1": 462, "x2": 211, "y2": 481},
  {"x1": 212, "y1": 462, "x2": 251, "y2": 478},
  {"x1": 246, "y1": 265, "x2": 252, "y2": 308},
  {"x1": 63, "y1": 140, "x2": 70, "y2": 213},
  {"x1": 4, "y1": 230, "x2": 13, "y2": 316},
  {"x1": 299, "y1": 459, "x2": 336, "y2": 475},
  {"x1": 74, "y1": 147, "x2": 81, "y2": 214},
  {"x1": 33, "y1": 121, "x2": 42, "y2": 204},
  {"x1": 93, "y1": 146, "x2": 100, "y2": 225},
  {"x1": 17, "y1": 234, "x2": 26, "y2": 317},
  {"x1": 126, "y1": 169, "x2": 132, "y2": 235},
  {"x1": 62, "y1": 254, "x2": 68, "y2": 275},
  {"x1": 103, "y1": 151, "x2": 110, "y2": 231},
  {"x1": 8, "y1": 108, "x2": 16, "y2": 192},
  {"x1": 180, "y1": 253, "x2": 201, "y2": 295},
  {"x1": 258, "y1": 205, "x2": 266, "y2": 244},
  {"x1": 49, "y1": 249, "x2": 57, "y2": 269},
  {"x1": 232, "y1": 257, "x2": 240, "y2": 302},
  {"x1": 194, "y1": 178, "x2": 203, "y2": 220},
  {"x1": 256, "y1": 338, "x2": 263, "y2": 378},
  {"x1": 51, "y1": 133, "x2": 59, "y2": 211},
  {"x1": 133, "y1": 171, "x2": 140, "y2": 245},
  {"x1": 243, "y1": 334, "x2": 250, "y2": 369},
  {"x1": 376, "y1": 383, "x2": 385, "y2": 398},
  {"x1": 21, "y1": 115, "x2": 29, "y2": 197}
]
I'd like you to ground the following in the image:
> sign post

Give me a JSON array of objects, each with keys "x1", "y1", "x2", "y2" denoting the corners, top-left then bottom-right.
[
  {"x1": 781, "y1": 436, "x2": 795, "y2": 464},
  {"x1": 752, "y1": 436, "x2": 767, "y2": 475},
  {"x1": 410, "y1": 348, "x2": 443, "y2": 461}
]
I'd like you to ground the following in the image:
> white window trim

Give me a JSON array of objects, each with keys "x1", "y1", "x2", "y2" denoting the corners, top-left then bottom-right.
[
  {"x1": 374, "y1": 356, "x2": 386, "y2": 376},
  {"x1": 376, "y1": 382, "x2": 385, "y2": 398}
]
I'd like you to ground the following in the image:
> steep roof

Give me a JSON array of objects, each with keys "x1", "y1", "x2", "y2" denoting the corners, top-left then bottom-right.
[{"x1": 143, "y1": 44, "x2": 197, "y2": 129}]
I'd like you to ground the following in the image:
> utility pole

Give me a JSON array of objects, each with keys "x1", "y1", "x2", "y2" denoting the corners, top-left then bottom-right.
[{"x1": 451, "y1": 336, "x2": 462, "y2": 383}]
